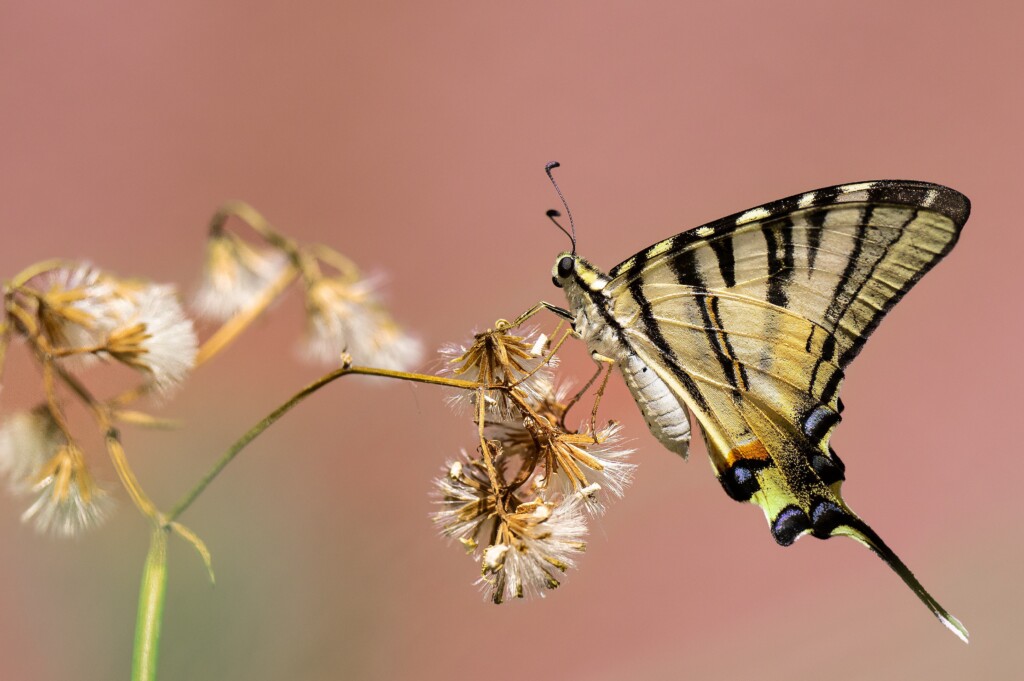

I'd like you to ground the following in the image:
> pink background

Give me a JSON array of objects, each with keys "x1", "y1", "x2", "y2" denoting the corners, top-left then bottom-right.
[{"x1": 1, "y1": 2, "x2": 1020, "y2": 679}]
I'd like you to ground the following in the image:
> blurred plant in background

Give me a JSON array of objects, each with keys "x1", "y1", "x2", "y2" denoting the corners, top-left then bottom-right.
[{"x1": 0, "y1": 203, "x2": 626, "y2": 680}]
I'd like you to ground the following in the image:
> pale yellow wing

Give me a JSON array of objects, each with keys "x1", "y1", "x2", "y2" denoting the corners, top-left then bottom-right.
[{"x1": 604, "y1": 180, "x2": 969, "y2": 640}]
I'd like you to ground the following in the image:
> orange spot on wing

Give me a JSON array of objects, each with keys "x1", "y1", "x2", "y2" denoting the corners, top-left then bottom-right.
[{"x1": 725, "y1": 440, "x2": 770, "y2": 466}]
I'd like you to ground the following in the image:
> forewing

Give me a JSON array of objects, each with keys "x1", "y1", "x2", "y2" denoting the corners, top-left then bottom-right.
[
  {"x1": 604, "y1": 179, "x2": 968, "y2": 465},
  {"x1": 609, "y1": 180, "x2": 968, "y2": 372}
]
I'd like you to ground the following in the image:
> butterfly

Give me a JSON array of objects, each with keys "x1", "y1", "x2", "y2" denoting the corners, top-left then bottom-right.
[{"x1": 543, "y1": 173, "x2": 970, "y2": 641}]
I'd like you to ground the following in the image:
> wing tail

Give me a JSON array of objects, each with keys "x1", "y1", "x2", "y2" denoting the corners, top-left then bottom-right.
[
  {"x1": 832, "y1": 518, "x2": 969, "y2": 643},
  {"x1": 712, "y1": 392, "x2": 968, "y2": 642}
]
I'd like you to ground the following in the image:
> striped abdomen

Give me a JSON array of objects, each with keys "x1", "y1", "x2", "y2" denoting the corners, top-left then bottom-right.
[{"x1": 619, "y1": 354, "x2": 692, "y2": 458}]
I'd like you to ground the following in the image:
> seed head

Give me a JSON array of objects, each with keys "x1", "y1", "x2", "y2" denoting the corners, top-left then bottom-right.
[
  {"x1": 32, "y1": 264, "x2": 120, "y2": 362},
  {"x1": 303, "y1": 276, "x2": 421, "y2": 371},
  {"x1": 439, "y1": 326, "x2": 556, "y2": 418},
  {"x1": 105, "y1": 284, "x2": 198, "y2": 393},
  {"x1": 0, "y1": 408, "x2": 62, "y2": 490},
  {"x1": 21, "y1": 444, "x2": 111, "y2": 536},
  {"x1": 194, "y1": 232, "x2": 290, "y2": 320},
  {"x1": 432, "y1": 453, "x2": 500, "y2": 546},
  {"x1": 479, "y1": 494, "x2": 587, "y2": 604}
]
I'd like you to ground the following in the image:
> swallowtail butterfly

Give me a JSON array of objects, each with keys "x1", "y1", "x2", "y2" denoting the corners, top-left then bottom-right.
[{"x1": 547, "y1": 177, "x2": 969, "y2": 641}]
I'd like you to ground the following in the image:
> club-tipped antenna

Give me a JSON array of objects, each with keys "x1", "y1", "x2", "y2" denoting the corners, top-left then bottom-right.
[
  {"x1": 546, "y1": 209, "x2": 573, "y2": 252},
  {"x1": 545, "y1": 161, "x2": 576, "y2": 254}
]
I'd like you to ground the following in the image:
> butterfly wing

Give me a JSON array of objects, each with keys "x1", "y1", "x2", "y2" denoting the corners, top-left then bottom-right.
[{"x1": 604, "y1": 180, "x2": 969, "y2": 639}]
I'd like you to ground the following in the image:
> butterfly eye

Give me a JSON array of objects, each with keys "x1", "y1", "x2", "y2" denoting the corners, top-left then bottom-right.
[{"x1": 557, "y1": 256, "x2": 575, "y2": 280}]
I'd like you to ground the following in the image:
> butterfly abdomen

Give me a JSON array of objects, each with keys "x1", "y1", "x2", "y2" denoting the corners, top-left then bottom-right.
[{"x1": 620, "y1": 353, "x2": 692, "y2": 458}]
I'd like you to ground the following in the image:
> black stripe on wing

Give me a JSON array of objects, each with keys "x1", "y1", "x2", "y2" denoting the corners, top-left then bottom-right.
[
  {"x1": 609, "y1": 179, "x2": 969, "y2": 281},
  {"x1": 608, "y1": 180, "x2": 968, "y2": 377}
]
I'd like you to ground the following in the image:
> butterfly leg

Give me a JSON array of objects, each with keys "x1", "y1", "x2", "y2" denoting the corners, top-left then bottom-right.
[
  {"x1": 587, "y1": 355, "x2": 616, "y2": 437},
  {"x1": 557, "y1": 352, "x2": 614, "y2": 431}
]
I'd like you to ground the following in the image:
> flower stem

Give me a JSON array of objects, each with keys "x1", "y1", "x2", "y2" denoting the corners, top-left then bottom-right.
[
  {"x1": 7, "y1": 258, "x2": 72, "y2": 288},
  {"x1": 192, "y1": 266, "x2": 299, "y2": 369},
  {"x1": 167, "y1": 365, "x2": 480, "y2": 521},
  {"x1": 52, "y1": 363, "x2": 163, "y2": 521},
  {"x1": 107, "y1": 428, "x2": 161, "y2": 521},
  {"x1": 132, "y1": 527, "x2": 169, "y2": 681},
  {"x1": 210, "y1": 201, "x2": 296, "y2": 254}
]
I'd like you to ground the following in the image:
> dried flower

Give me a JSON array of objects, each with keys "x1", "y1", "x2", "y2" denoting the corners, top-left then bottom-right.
[
  {"x1": 431, "y1": 319, "x2": 636, "y2": 601},
  {"x1": 303, "y1": 276, "x2": 421, "y2": 371},
  {"x1": 33, "y1": 264, "x2": 121, "y2": 361},
  {"x1": 432, "y1": 453, "x2": 500, "y2": 548},
  {"x1": 104, "y1": 284, "x2": 198, "y2": 393},
  {"x1": 482, "y1": 371, "x2": 635, "y2": 515},
  {"x1": 22, "y1": 444, "x2": 110, "y2": 536},
  {"x1": 432, "y1": 442, "x2": 590, "y2": 603},
  {"x1": 479, "y1": 494, "x2": 587, "y2": 603},
  {"x1": 491, "y1": 416, "x2": 634, "y2": 514},
  {"x1": 0, "y1": 409, "x2": 110, "y2": 536},
  {"x1": 440, "y1": 326, "x2": 556, "y2": 418},
  {"x1": 10, "y1": 264, "x2": 199, "y2": 391},
  {"x1": 0, "y1": 408, "x2": 62, "y2": 490},
  {"x1": 194, "y1": 232, "x2": 290, "y2": 320}
]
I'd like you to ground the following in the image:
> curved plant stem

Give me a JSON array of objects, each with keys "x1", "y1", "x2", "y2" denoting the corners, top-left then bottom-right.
[
  {"x1": 210, "y1": 201, "x2": 296, "y2": 254},
  {"x1": 8, "y1": 258, "x2": 71, "y2": 287},
  {"x1": 191, "y1": 266, "x2": 299, "y2": 369},
  {"x1": 132, "y1": 527, "x2": 169, "y2": 681},
  {"x1": 53, "y1": 363, "x2": 163, "y2": 521},
  {"x1": 167, "y1": 366, "x2": 479, "y2": 522}
]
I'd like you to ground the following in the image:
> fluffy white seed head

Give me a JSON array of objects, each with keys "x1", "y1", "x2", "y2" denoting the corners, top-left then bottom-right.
[
  {"x1": 0, "y1": 409, "x2": 62, "y2": 490},
  {"x1": 105, "y1": 284, "x2": 199, "y2": 393},
  {"x1": 17, "y1": 444, "x2": 111, "y2": 537},
  {"x1": 194, "y1": 234, "x2": 290, "y2": 320},
  {"x1": 303, "y1": 277, "x2": 421, "y2": 371},
  {"x1": 478, "y1": 494, "x2": 588, "y2": 603}
]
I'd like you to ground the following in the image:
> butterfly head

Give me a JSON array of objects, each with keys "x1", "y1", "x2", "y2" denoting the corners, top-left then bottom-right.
[
  {"x1": 551, "y1": 251, "x2": 609, "y2": 295},
  {"x1": 551, "y1": 253, "x2": 575, "y2": 288}
]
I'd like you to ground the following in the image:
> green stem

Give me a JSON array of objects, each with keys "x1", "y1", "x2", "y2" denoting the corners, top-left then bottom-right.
[
  {"x1": 132, "y1": 527, "x2": 169, "y2": 681},
  {"x1": 130, "y1": 366, "x2": 484, "y2": 677},
  {"x1": 167, "y1": 365, "x2": 479, "y2": 522}
]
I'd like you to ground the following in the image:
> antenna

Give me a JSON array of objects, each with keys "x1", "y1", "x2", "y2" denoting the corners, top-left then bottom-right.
[
  {"x1": 545, "y1": 161, "x2": 576, "y2": 254},
  {"x1": 546, "y1": 210, "x2": 574, "y2": 252}
]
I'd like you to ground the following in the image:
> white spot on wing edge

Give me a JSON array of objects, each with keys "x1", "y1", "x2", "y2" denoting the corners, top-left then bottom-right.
[
  {"x1": 797, "y1": 191, "x2": 816, "y2": 208},
  {"x1": 836, "y1": 181, "x2": 876, "y2": 203},
  {"x1": 646, "y1": 238, "x2": 674, "y2": 259},
  {"x1": 736, "y1": 206, "x2": 771, "y2": 225},
  {"x1": 695, "y1": 226, "x2": 714, "y2": 237},
  {"x1": 923, "y1": 188, "x2": 939, "y2": 207}
]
